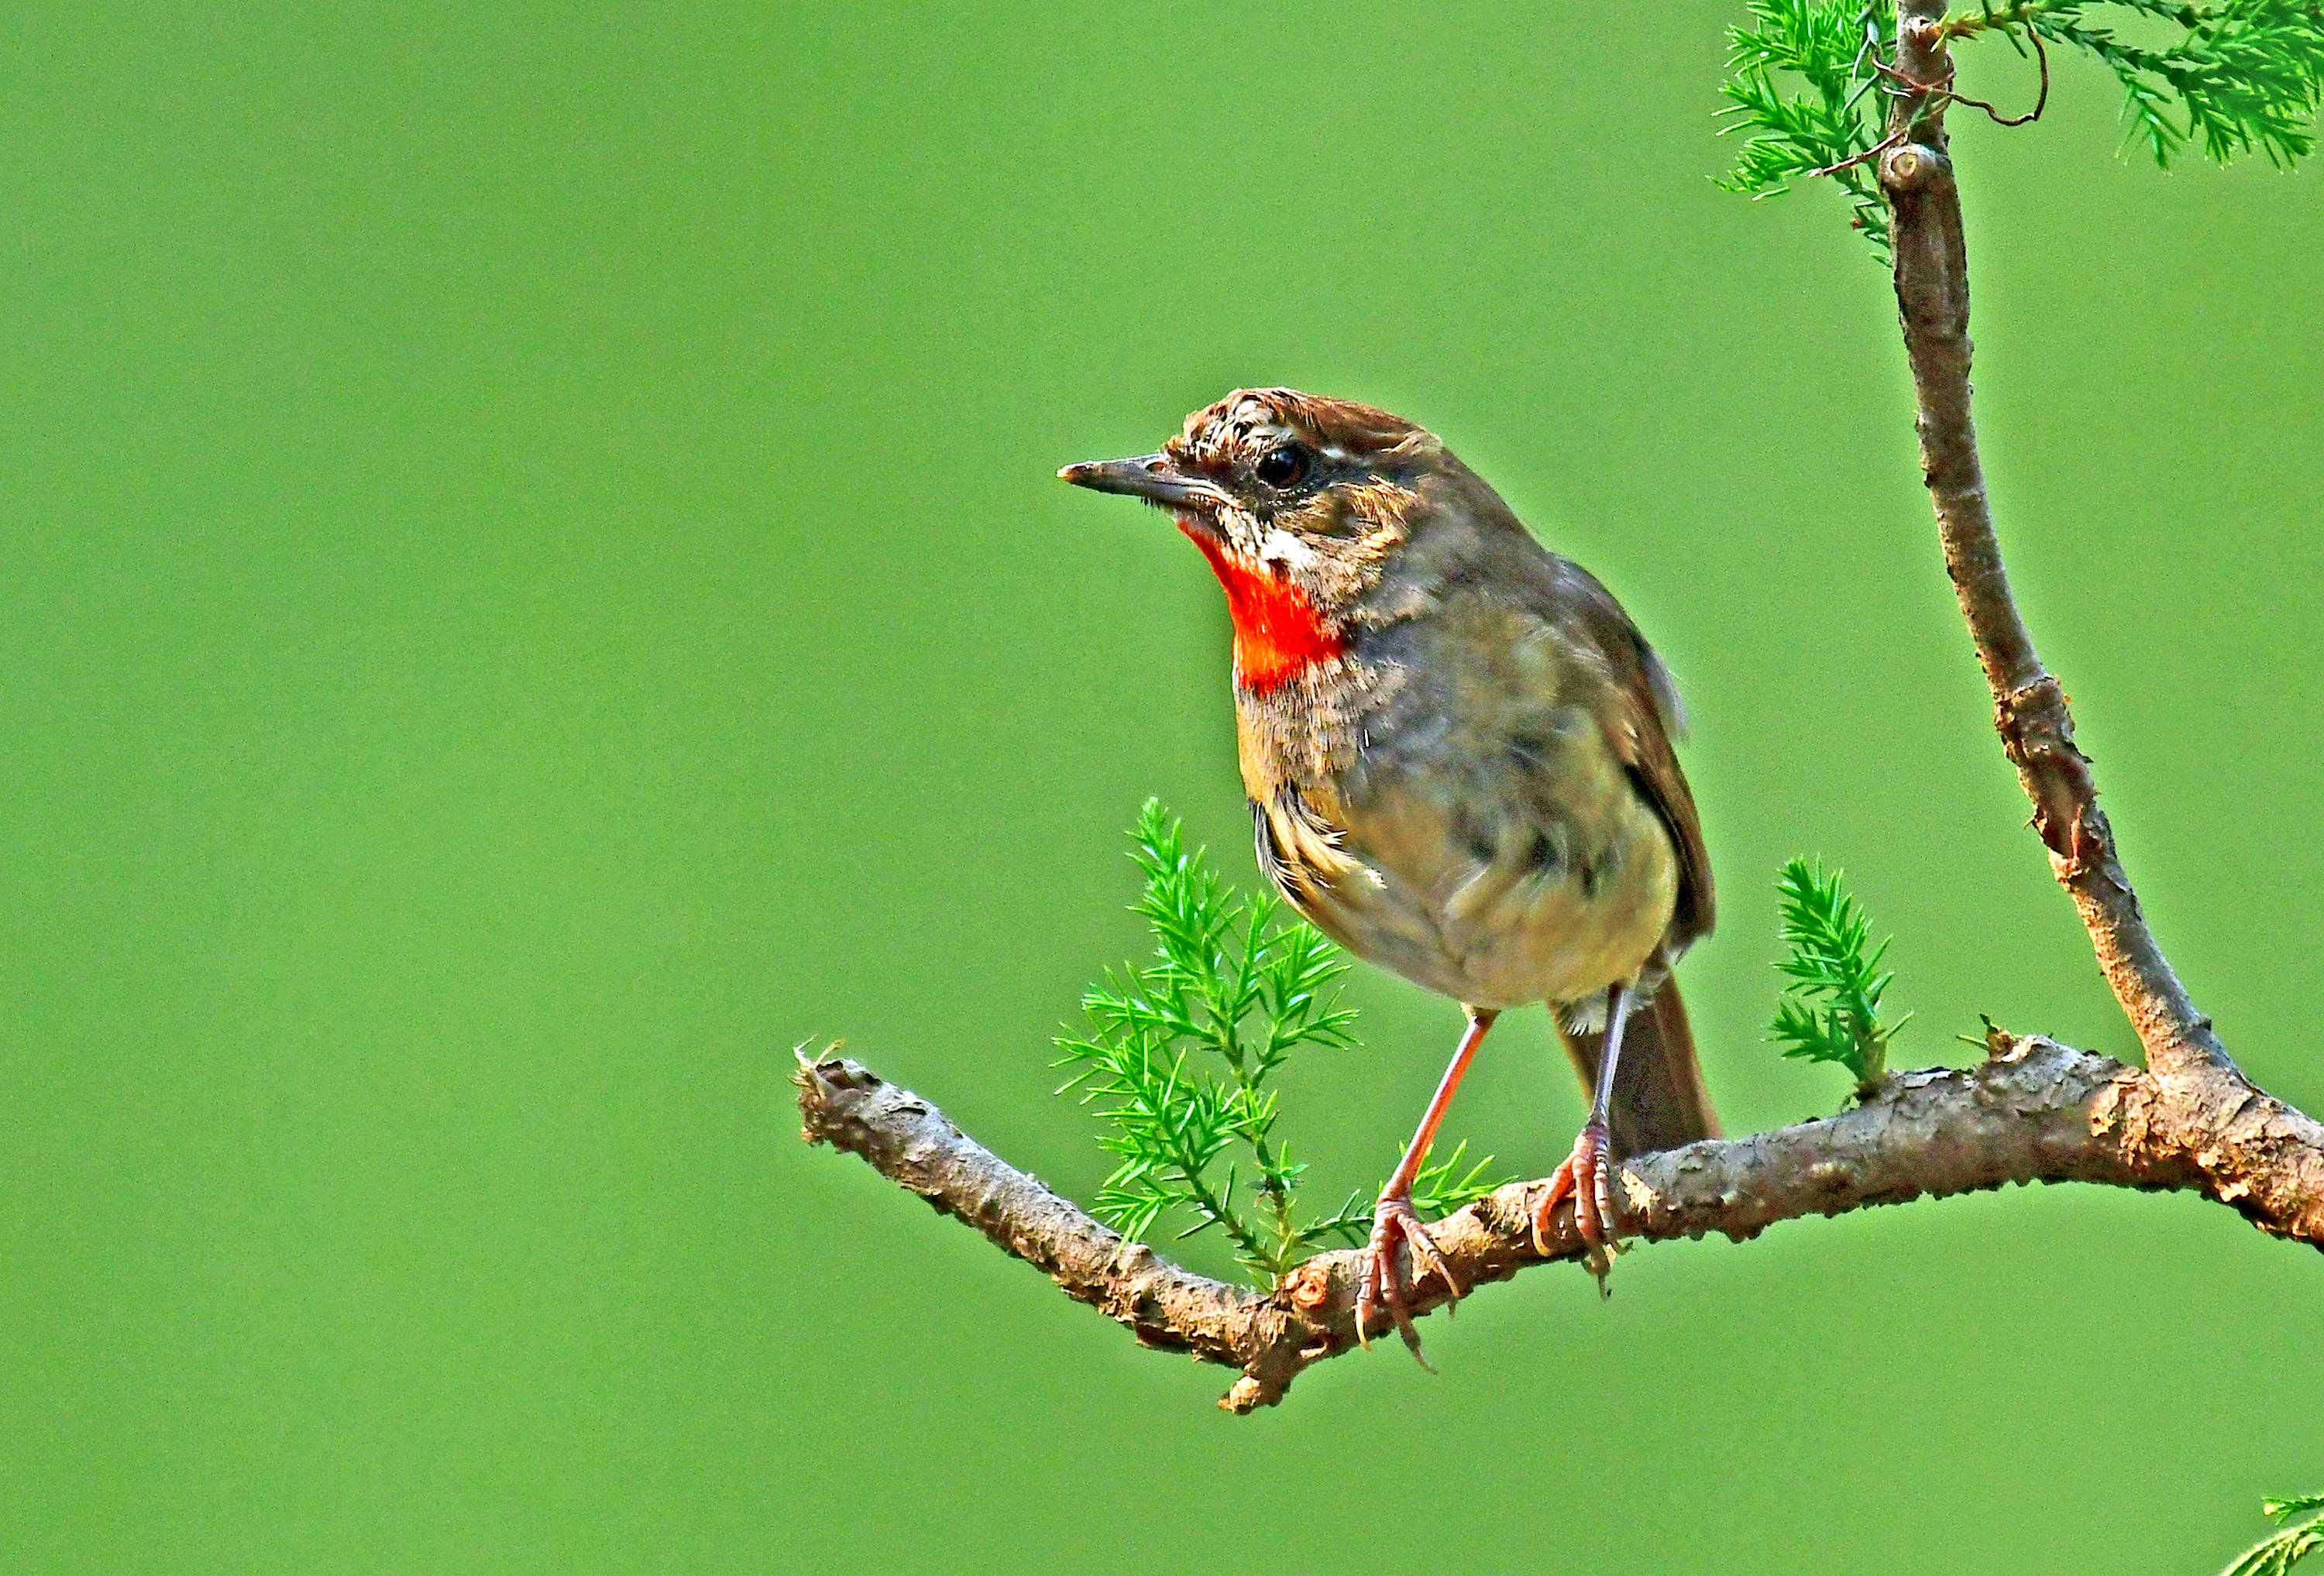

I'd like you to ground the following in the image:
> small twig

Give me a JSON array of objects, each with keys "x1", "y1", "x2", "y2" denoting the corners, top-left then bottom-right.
[
  {"x1": 1868, "y1": 38, "x2": 2045, "y2": 134},
  {"x1": 1872, "y1": 53, "x2": 1949, "y2": 95},
  {"x1": 1810, "y1": 125, "x2": 1912, "y2": 180},
  {"x1": 1948, "y1": 28, "x2": 2049, "y2": 126}
]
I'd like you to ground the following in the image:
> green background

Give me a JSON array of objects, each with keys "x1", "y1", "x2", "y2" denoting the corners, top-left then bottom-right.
[{"x1": 5, "y1": 4, "x2": 2319, "y2": 1571}]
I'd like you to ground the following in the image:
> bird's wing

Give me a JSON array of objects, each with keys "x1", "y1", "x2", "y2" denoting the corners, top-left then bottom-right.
[{"x1": 1504, "y1": 551, "x2": 1715, "y2": 950}]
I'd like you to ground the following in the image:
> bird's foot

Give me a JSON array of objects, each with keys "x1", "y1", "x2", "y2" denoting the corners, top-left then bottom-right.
[
  {"x1": 1354, "y1": 1191, "x2": 1466, "y2": 1367},
  {"x1": 1533, "y1": 1121, "x2": 1623, "y2": 1294}
]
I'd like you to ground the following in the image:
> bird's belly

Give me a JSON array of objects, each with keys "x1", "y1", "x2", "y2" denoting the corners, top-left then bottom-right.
[{"x1": 1262, "y1": 778, "x2": 1679, "y2": 1011}]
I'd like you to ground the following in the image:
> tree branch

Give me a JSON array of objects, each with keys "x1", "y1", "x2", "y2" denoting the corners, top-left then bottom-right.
[
  {"x1": 1879, "y1": 3, "x2": 2234, "y2": 1083},
  {"x1": 797, "y1": 1037, "x2": 2324, "y2": 1413}
]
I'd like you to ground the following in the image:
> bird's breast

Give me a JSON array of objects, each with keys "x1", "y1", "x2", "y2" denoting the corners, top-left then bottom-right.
[{"x1": 1240, "y1": 616, "x2": 1679, "y2": 1011}]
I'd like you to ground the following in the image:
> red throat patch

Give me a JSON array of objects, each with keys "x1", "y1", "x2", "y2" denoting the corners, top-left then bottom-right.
[{"x1": 1181, "y1": 524, "x2": 1344, "y2": 693}]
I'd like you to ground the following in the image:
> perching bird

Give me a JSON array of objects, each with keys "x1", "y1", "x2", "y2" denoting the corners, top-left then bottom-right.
[{"x1": 1061, "y1": 388, "x2": 1716, "y2": 1357}]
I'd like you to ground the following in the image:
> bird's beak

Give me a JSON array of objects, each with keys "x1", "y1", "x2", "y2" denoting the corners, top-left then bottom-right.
[{"x1": 1057, "y1": 452, "x2": 1222, "y2": 510}]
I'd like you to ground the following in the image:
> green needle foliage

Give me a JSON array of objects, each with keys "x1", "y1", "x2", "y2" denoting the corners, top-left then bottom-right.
[
  {"x1": 1054, "y1": 801, "x2": 1502, "y2": 1286},
  {"x1": 1769, "y1": 857, "x2": 1909, "y2": 1095},
  {"x1": 2221, "y1": 1492, "x2": 2324, "y2": 1576},
  {"x1": 1716, "y1": 0, "x2": 2324, "y2": 259},
  {"x1": 1717, "y1": 1, "x2": 1899, "y2": 252},
  {"x1": 2016, "y1": 1, "x2": 2324, "y2": 167}
]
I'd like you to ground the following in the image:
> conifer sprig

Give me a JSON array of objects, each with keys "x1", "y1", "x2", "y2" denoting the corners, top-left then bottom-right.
[
  {"x1": 2220, "y1": 1492, "x2": 2324, "y2": 1576},
  {"x1": 1769, "y1": 857, "x2": 1909, "y2": 1095},
  {"x1": 1716, "y1": 0, "x2": 2324, "y2": 259},
  {"x1": 2016, "y1": 1, "x2": 2324, "y2": 168},
  {"x1": 1054, "y1": 801, "x2": 1503, "y2": 1286},
  {"x1": 1717, "y1": 1, "x2": 1899, "y2": 252}
]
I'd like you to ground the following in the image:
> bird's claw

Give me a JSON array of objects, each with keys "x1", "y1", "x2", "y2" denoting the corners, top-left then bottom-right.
[
  {"x1": 1532, "y1": 1121, "x2": 1623, "y2": 1294},
  {"x1": 1355, "y1": 1193, "x2": 1465, "y2": 1367}
]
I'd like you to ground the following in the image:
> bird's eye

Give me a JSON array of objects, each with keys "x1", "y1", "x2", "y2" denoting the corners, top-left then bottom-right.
[{"x1": 1253, "y1": 444, "x2": 1310, "y2": 489}]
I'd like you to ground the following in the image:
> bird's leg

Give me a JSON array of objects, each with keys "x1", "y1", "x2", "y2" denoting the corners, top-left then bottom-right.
[
  {"x1": 1535, "y1": 978, "x2": 1635, "y2": 1292},
  {"x1": 1356, "y1": 1006, "x2": 1497, "y2": 1365}
]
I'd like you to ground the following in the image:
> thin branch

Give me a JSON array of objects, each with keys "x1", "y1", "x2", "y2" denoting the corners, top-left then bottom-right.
[
  {"x1": 797, "y1": 1039, "x2": 2324, "y2": 1413},
  {"x1": 1951, "y1": 27, "x2": 2049, "y2": 126},
  {"x1": 1871, "y1": 31, "x2": 2049, "y2": 132},
  {"x1": 1879, "y1": 5, "x2": 2233, "y2": 1082},
  {"x1": 1810, "y1": 125, "x2": 1911, "y2": 179}
]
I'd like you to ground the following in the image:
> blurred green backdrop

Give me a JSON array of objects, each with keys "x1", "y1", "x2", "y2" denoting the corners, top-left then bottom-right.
[{"x1": 3, "y1": 4, "x2": 2320, "y2": 1572}]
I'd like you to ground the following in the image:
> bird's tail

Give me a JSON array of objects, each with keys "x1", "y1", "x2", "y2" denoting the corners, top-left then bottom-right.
[{"x1": 1556, "y1": 977, "x2": 1718, "y2": 1159}]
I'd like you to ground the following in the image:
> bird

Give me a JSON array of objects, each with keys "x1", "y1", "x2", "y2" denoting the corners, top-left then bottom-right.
[{"x1": 1061, "y1": 387, "x2": 1717, "y2": 1359}]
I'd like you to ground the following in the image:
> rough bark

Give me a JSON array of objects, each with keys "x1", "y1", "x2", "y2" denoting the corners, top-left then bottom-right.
[
  {"x1": 798, "y1": 1038, "x2": 2324, "y2": 1413},
  {"x1": 1869, "y1": 5, "x2": 2314, "y2": 1231},
  {"x1": 1881, "y1": 1, "x2": 2233, "y2": 1083}
]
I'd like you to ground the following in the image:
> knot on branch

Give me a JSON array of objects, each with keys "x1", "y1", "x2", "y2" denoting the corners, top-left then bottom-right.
[
  {"x1": 1879, "y1": 142, "x2": 1951, "y2": 197},
  {"x1": 1992, "y1": 674, "x2": 2108, "y2": 875}
]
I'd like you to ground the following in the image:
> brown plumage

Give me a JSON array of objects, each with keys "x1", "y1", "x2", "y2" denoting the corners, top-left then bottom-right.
[{"x1": 1064, "y1": 388, "x2": 1716, "y2": 1357}]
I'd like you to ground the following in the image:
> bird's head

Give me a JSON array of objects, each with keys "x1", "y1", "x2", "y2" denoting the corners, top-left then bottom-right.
[{"x1": 1061, "y1": 388, "x2": 1442, "y2": 692}]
